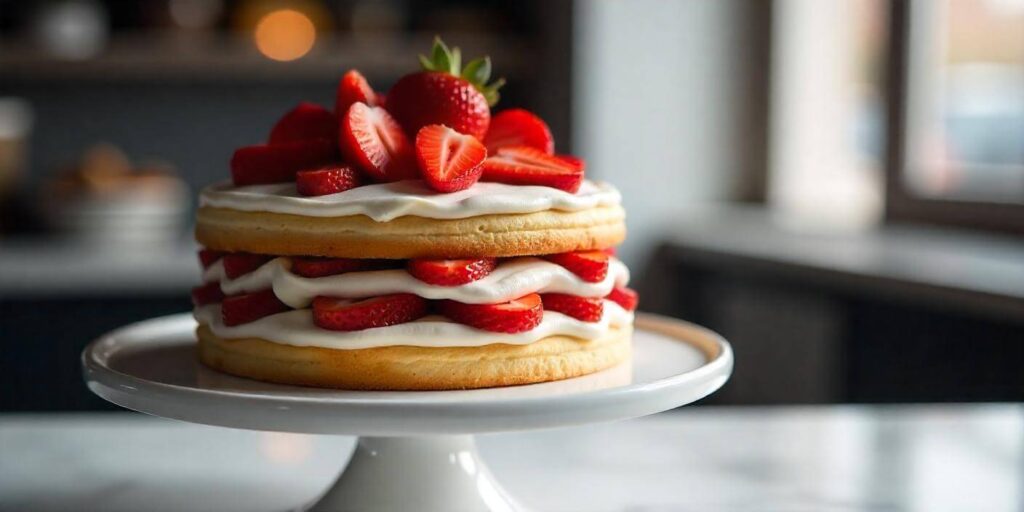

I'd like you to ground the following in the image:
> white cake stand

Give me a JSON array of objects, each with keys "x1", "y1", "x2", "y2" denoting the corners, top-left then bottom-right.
[{"x1": 82, "y1": 313, "x2": 732, "y2": 512}]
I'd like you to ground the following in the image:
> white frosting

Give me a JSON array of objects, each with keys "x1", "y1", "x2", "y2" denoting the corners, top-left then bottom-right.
[
  {"x1": 194, "y1": 300, "x2": 633, "y2": 349},
  {"x1": 199, "y1": 179, "x2": 621, "y2": 222},
  {"x1": 204, "y1": 257, "x2": 630, "y2": 308}
]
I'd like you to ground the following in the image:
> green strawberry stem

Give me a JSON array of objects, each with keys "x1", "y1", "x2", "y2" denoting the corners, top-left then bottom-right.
[{"x1": 419, "y1": 36, "x2": 504, "y2": 107}]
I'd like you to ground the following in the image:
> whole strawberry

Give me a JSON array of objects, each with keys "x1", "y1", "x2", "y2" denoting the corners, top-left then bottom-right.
[{"x1": 386, "y1": 37, "x2": 504, "y2": 140}]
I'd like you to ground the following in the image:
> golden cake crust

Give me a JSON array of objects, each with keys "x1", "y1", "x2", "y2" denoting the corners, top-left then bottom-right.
[
  {"x1": 194, "y1": 205, "x2": 625, "y2": 259},
  {"x1": 196, "y1": 323, "x2": 632, "y2": 390}
]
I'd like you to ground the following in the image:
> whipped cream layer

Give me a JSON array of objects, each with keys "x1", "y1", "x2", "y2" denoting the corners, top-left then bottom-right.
[
  {"x1": 204, "y1": 257, "x2": 630, "y2": 308},
  {"x1": 195, "y1": 301, "x2": 633, "y2": 349},
  {"x1": 199, "y1": 179, "x2": 621, "y2": 222}
]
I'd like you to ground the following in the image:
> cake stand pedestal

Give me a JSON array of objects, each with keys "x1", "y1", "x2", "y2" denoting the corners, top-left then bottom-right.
[{"x1": 82, "y1": 313, "x2": 732, "y2": 512}]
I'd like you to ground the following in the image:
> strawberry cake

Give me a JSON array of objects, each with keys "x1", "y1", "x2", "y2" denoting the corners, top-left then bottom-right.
[{"x1": 192, "y1": 38, "x2": 637, "y2": 390}]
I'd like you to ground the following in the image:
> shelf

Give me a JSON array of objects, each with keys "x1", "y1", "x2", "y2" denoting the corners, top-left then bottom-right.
[{"x1": 0, "y1": 32, "x2": 532, "y2": 82}]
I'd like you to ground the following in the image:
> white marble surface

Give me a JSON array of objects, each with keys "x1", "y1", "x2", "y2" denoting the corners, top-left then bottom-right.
[{"x1": 1, "y1": 405, "x2": 1021, "y2": 512}]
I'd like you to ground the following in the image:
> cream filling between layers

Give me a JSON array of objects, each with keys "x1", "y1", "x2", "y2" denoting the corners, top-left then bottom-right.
[
  {"x1": 204, "y1": 257, "x2": 630, "y2": 308},
  {"x1": 194, "y1": 300, "x2": 633, "y2": 349},
  {"x1": 199, "y1": 180, "x2": 622, "y2": 222}
]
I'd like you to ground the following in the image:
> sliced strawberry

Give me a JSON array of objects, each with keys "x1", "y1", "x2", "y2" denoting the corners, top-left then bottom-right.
[
  {"x1": 407, "y1": 257, "x2": 496, "y2": 286},
  {"x1": 481, "y1": 146, "x2": 584, "y2": 193},
  {"x1": 222, "y1": 253, "x2": 273, "y2": 279},
  {"x1": 296, "y1": 164, "x2": 364, "y2": 196},
  {"x1": 268, "y1": 102, "x2": 338, "y2": 145},
  {"x1": 291, "y1": 257, "x2": 373, "y2": 278},
  {"x1": 606, "y1": 286, "x2": 639, "y2": 312},
  {"x1": 340, "y1": 102, "x2": 417, "y2": 183},
  {"x1": 484, "y1": 109, "x2": 554, "y2": 154},
  {"x1": 335, "y1": 70, "x2": 379, "y2": 115},
  {"x1": 312, "y1": 294, "x2": 427, "y2": 331},
  {"x1": 541, "y1": 293, "x2": 603, "y2": 322},
  {"x1": 191, "y1": 282, "x2": 224, "y2": 307},
  {"x1": 438, "y1": 293, "x2": 543, "y2": 333},
  {"x1": 221, "y1": 289, "x2": 289, "y2": 326},
  {"x1": 415, "y1": 125, "x2": 487, "y2": 193},
  {"x1": 556, "y1": 154, "x2": 586, "y2": 170},
  {"x1": 545, "y1": 251, "x2": 609, "y2": 283},
  {"x1": 231, "y1": 140, "x2": 338, "y2": 186},
  {"x1": 198, "y1": 249, "x2": 223, "y2": 269}
]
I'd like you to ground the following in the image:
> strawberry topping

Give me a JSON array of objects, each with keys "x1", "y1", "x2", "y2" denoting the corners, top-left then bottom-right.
[
  {"x1": 268, "y1": 102, "x2": 338, "y2": 145},
  {"x1": 296, "y1": 164, "x2": 364, "y2": 196},
  {"x1": 545, "y1": 251, "x2": 609, "y2": 283},
  {"x1": 198, "y1": 249, "x2": 223, "y2": 269},
  {"x1": 312, "y1": 294, "x2": 428, "y2": 331},
  {"x1": 290, "y1": 257, "x2": 391, "y2": 278},
  {"x1": 439, "y1": 293, "x2": 543, "y2": 333},
  {"x1": 541, "y1": 293, "x2": 603, "y2": 322},
  {"x1": 339, "y1": 102, "x2": 417, "y2": 182},
  {"x1": 606, "y1": 286, "x2": 639, "y2": 312},
  {"x1": 231, "y1": 140, "x2": 338, "y2": 186},
  {"x1": 335, "y1": 70, "x2": 379, "y2": 115},
  {"x1": 221, "y1": 253, "x2": 273, "y2": 279},
  {"x1": 415, "y1": 125, "x2": 487, "y2": 193},
  {"x1": 221, "y1": 289, "x2": 289, "y2": 326},
  {"x1": 481, "y1": 146, "x2": 584, "y2": 193},
  {"x1": 191, "y1": 282, "x2": 224, "y2": 307},
  {"x1": 484, "y1": 108, "x2": 554, "y2": 154},
  {"x1": 407, "y1": 257, "x2": 497, "y2": 286}
]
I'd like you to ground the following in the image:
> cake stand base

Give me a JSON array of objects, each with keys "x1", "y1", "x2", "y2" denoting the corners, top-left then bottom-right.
[{"x1": 306, "y1": 436, "x2": 522, "y2": 512}]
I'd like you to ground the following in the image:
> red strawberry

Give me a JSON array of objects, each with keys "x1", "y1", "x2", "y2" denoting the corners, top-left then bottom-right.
[
  {"x1": 198, "y1": 249, "x2": 223, "y2": 269},
  {"x1": 231, "y1": 140, "x2": 338, "y2": 186},
  {"x1": 484, "y1": 108, "x2": 554, "y2": 154},
  {"x1": 191, "y1": 282, "x2": 224, "y2": 307},
  {"x1": 339, "y1": 102, "x2": 417, "y2": 182},
  {"x1": 606, "y1": 286, "x2": 639, "y2": 312},
  {"x1": 335, "y1": 70, "x2": 379, "y2": 116},
  {"x1": 415, "y1": 125, "x2": 487, "y2": 193},
  {"x1": 407, "y1": 257, "x2": 496, "y2": 286},
  {"x1": 385, "y1": 38, "x2": 504, "y2": 140},
  {"x1": 545, "y1": 251, "x2": 609, "y2": 283},
  {"x1": 291, "y1": 257, "x2": 381, "y2": 278},
  {"x1": 221, "y1": 289, "x2": 289, "y2": 326},
  {"x1": 222, "y1": 253, "x2": 273, "y2": 279},
  {"x1": 268, "y1": 102, "x2": 337, "y2": 145},
  {"x1": 312, "y1": 294, "x2": 427, "y2": 331},
  {"x1": 541, "y1": 293, "x2": 603, "y2": 322},
  {"x1": 481, "y1": 146, "x2": 584, "y2": 193},
  {"x1": 438, "y1": 294, "x2": 543, "y2": 333},
  {"x1": 602, "y1": 247, "x2": 617, "y2": 256},
  {"x1": 556, "y1": 154, "x2": 586, "y2": 170},
  {"x1": 296, "y1": 165, "x2": 364, "y2": 196}
]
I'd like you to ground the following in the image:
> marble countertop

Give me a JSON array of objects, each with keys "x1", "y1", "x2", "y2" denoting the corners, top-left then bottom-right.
[{"x1": 1, "y1": 405, "x2": 1021, "y2": 512}]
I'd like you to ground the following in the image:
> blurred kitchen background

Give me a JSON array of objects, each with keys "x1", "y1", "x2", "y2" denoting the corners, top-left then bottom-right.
[{"x1": 0, "y1": 0, "x2": 1021, "y2": 411}]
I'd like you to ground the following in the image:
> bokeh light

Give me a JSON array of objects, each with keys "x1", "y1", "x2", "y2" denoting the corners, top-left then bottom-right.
[{"x1": 254, "y1": 9, "x2": 315, "y2": 62}]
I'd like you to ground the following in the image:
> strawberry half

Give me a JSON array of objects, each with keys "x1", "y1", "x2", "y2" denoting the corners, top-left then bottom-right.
[
  {"x1": 312, "y1": 294, "x2": 427, "y2": 331},
  {"x1": 198, "y1": 249, "x2": 223, "y2": 269},
  {"x1": 296, "y1": 164, "x2": 364, "y2": 196},
  {"x1": 386, "y1": 38, "x2": 503, "y2": 140},
  {"x1": 222, "y1": 253, "x2": 273, "y2": 279},
  {"x1": 268, "y1": 102, "x2": 338, "y2": 145},
  {"x1": 541, "y1": 293, "x2": 603, "y2": 322},
  {"x1": 545, "y1": 251, "x2": 609, "y2": 283},
  {"x1": 222, "y1": 289, "x2": 290, "y2": 326},
  {"x1": 407, "y1": 257, "x2": 496, "y2": 286},
  {"x1": 484, "y1": 108, "x2": 554, "y2": 154},
  {"x1": 415, "y1": 125, "x2": 487, "y2": 193},
  {"x1": 439, "y1": 293, "x2": 543, "y2": 333},
  {"x1": 231, "y1": 140, "x2": 338, "y2": 186},
  {"x1": 481, "y1": 146, "x2": 584, "y2": 193},
  {"x1": 339, "y1": 102, "x2": 417, "y2": 182},
  {"x1": 290, "y1": 257, "x2": 386, "y2": 278},
  {"x1": 191, "y1": 282, "x2": 224, "y2": 307},
  {"x1": 335, "y1": 70, "x2": 379, "y2": 116},
  {"x1": 606, "y1": 286, "x2": 639, "y2": 312}
]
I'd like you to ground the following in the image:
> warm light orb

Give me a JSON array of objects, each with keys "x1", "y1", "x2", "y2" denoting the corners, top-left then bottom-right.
[{"x1": 254, "y1": 9, "x2": 315, "y2": 62}]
